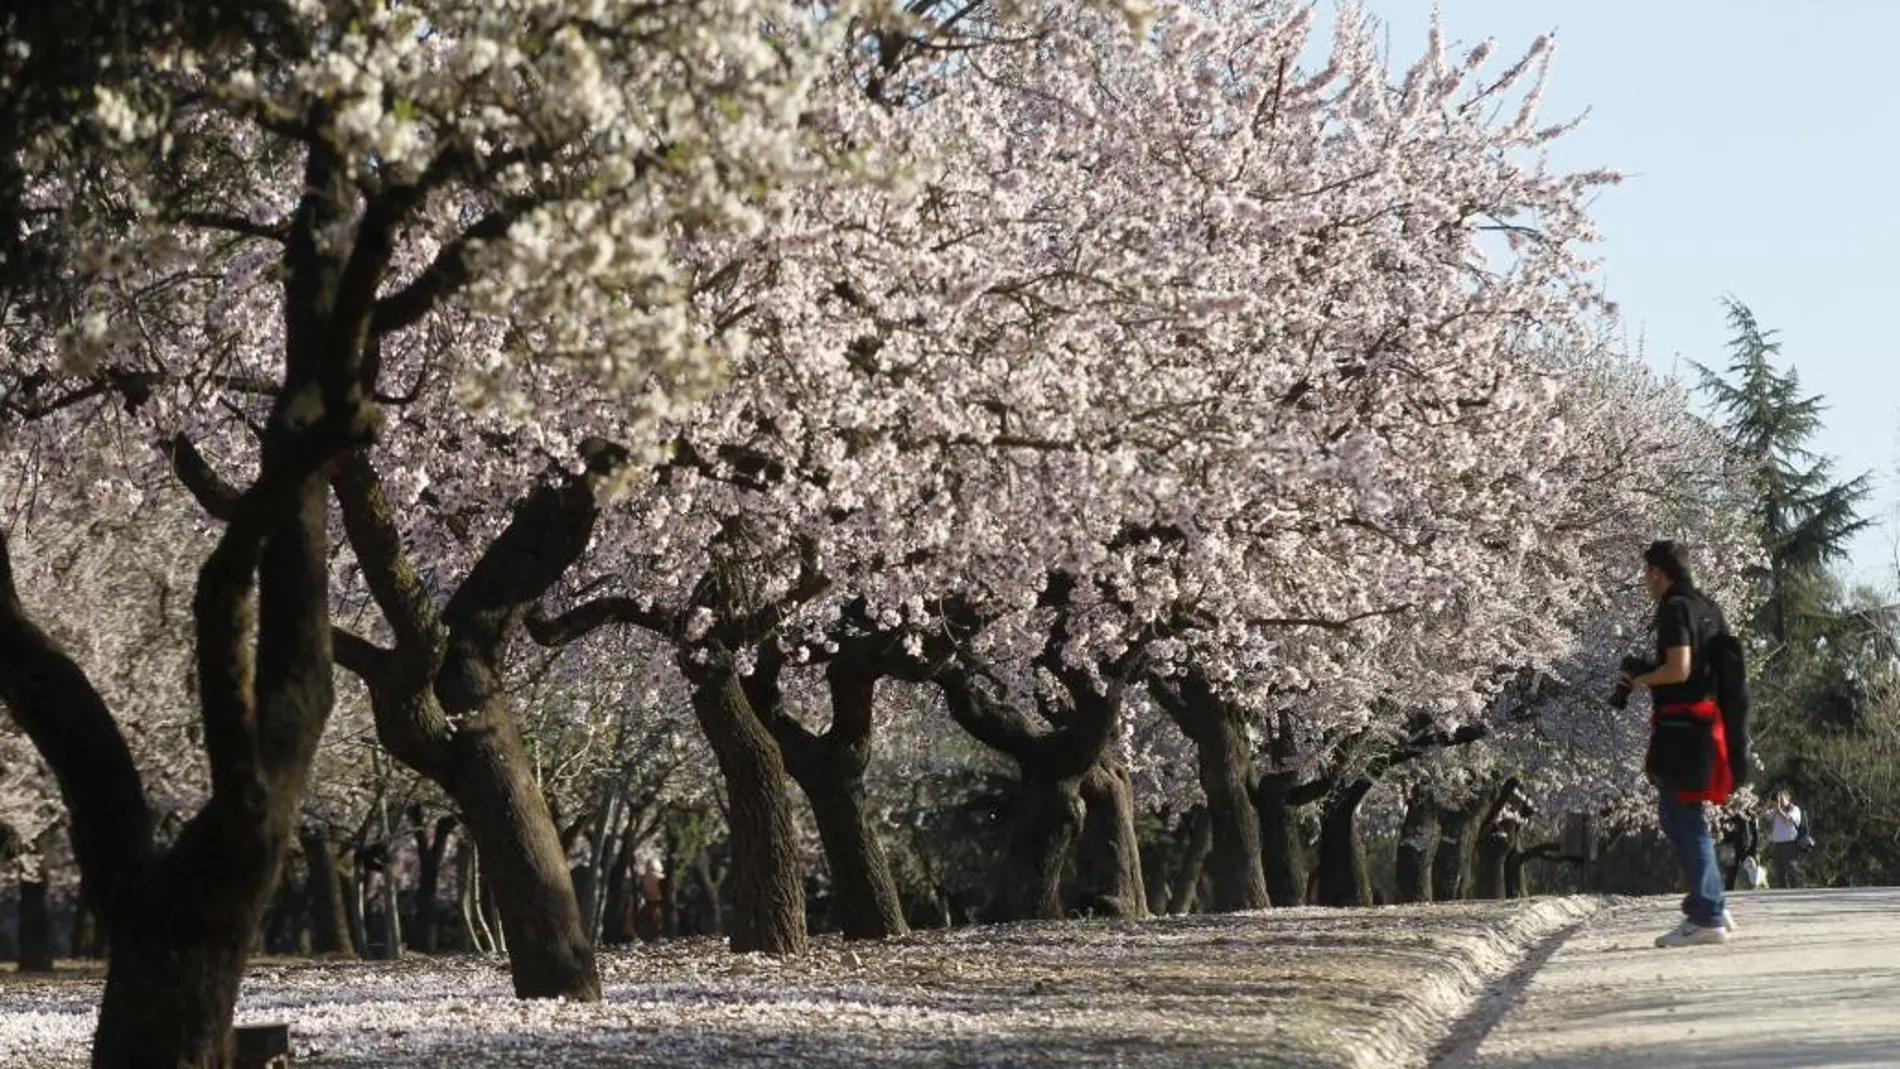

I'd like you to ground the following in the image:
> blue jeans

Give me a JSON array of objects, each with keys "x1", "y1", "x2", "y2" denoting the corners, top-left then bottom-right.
[{"x1": 1659, "y1": 791, "x2": 1725, "y2": 927}]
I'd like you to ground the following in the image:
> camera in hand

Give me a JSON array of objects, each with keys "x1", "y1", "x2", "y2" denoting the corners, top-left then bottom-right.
[{"x1": 1608, "y1": 654, "x2": 1656, "y2": 710}]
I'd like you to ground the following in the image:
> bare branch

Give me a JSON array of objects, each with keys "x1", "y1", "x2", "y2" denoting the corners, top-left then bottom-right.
[
  {"x1": 524, "y1": 596, "x2": 674, "y2": 647},
  {"x1": 158, "y1": 434, "x2": 243, "y2": 522}
]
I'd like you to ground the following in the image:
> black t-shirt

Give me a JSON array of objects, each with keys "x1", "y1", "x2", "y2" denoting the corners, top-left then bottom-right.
[{"x1": 1652, "y1": 584, "x2": 1724, "y2": 707}]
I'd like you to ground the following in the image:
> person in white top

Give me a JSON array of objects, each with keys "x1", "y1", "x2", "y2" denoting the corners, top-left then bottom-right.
[{"x1": 1768, "y1": 789, "x2": 1805, "y2": 888}]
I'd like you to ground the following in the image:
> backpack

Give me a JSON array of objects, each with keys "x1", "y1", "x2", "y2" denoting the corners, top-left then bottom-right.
[{"x1": 1689, "y1": 595, "x2": 1752, "y2": 787}]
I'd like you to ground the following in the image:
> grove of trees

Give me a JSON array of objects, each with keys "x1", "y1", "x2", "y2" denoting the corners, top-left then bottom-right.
[{"x1": 3, "y1": 4, "x2": 1881, "y2": 1068}]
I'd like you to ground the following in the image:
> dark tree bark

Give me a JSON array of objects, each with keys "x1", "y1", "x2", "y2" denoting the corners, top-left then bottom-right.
[
  {"x1": 601, "y1": 825, "x2": 636, "y2": 945},
  {"x1": 933, "y1": 599, "x2": 1145, "y2": 921},
  {"x1": 1394, "y1": 789, "x2": 1438, "y2": 904},
  {"x1": 409, "y1": 813, "x2": 456, "y2": 954},
  {"x1": 1075, "y1": 755, "x2": 1147, "y2": 918},
  {"x1": 1151, "y1": 673, "x2": 1269, "y2": 912},
  {"x1": 936, "y1": 656, "x2": 1133, "y2": 923},
  {"x1": 1167, "y1": 806, "x2": 1214, "y2": 915},
  {"x1": 70, "y1": 880, "x2": 104, "y2": 960},
  {"x1": 766, "y1": 649, "x2": 908, "y2": 941},
  {"x1": 1253, "y1": 772, "x2": 1309, "y2": 907},
  {"x1": 1315, "y1": 778, "x2": 1376, "y2": 907},
  {"x1": 1473, "y1": 778, "x2": 1524, "y2": 901},
  {"x1": 997, "y1": 775, "x2": 1084, "y2": 921},
  {"x1": 18, "y1": 870, "x2": 54, "y2": 972},
  {"x1": 1, "y1": 228, "x2": 376, "y2": 1065},
  {"x1": 300, "y1": 828, "x2": 356, "y2": 958},
  {"x1": 1432, "y1": 799, "x2": 1480, "y2": 902},
  {"x1": 686, "y1": 669, "x2": 807, "y2": 954},
  {"x1": 329, "y1": 445, "x2": 613, "y2": 1000}
]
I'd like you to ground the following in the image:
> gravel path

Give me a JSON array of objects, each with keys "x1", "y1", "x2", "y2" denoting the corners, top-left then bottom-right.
[{"x1": 1444, "y1": 888, "x2": 1900, "y2": 1069}]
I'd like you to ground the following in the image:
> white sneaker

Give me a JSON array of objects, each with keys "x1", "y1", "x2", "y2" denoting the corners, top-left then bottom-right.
[
  {"x1": 1655, "y1": 919, "x2": 1729, "y2": 948},
  {"x1": 1719, "y1": 910, "x2": 1736, "y2": 933}
]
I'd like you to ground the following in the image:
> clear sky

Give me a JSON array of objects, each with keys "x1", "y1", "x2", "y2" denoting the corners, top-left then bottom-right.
[{"x1": 1355, "y1": 1, "x2": 1900, "y2": 590}]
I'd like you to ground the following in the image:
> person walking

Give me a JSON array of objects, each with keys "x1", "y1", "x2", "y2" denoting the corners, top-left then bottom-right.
[
  {"x1": 1624, "y1": 540, "x2": 1736, "y2": 947},
  {"x1": 1768, "y1": 789, "x2": 1805, "y2": 889}
]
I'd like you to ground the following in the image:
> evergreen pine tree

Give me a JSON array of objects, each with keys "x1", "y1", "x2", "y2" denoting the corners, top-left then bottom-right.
[{"x1": 1694, "y1": 297, "x2": 1873, "y2": 650}]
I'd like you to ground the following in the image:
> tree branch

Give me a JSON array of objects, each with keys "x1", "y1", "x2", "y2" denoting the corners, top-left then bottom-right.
[
  {"x1": 178, "y1": 211, "x2": 287, "y2": 243},
  {"x1": 158, "y1": 434, "x2": 244, "y2": 522},
  {"x1": 524, "y1": 595, "x2": 675, "y2": 647},
  {"x1": 330, "y1": 451, "x2": 446, "y2": 661},
  {"x1": 0, "y1": 530, "x2": 155, "y2": 910},
  {"x1": 370, "y1": 196, "x2": 537, "y2": 337},
  {"x1": 441, "y1": 443, "x2": 630, "y2": 663},
  {"x1": 331, "y1": 625, "x2": 391, "y2": 680}
]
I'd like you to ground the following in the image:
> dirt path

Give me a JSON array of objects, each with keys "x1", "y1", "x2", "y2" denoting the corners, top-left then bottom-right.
[{"x1": 1443, "y1": 888, "x2": 1900, "y2": 1069}]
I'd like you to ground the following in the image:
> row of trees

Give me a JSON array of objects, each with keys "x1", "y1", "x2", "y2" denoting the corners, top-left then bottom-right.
[{"x1": 4, "y1": 3, "x2": 1862, "y2": 1067}]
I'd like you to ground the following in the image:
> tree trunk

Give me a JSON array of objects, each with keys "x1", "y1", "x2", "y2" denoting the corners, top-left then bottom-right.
[
  {"x1": 1254, "y1": 773, "x2": 1308, "y2": 907},
  {"x1": 344, "y1": 848, "x2": 368, "y2": 958},
  {"x1": 1159, "y1": 681, "x2": 1270, "y2": 912},
  {"x1": 1394, "y1": 790, "x2": 1437, "y2": 904},
  {"x1": 999, "y1": 773, "x2": 1084, "y2": 921},
  {"x1": 18, "y1": 871, "x2": 54, "y2": 972},
  {"x1": 410, "y1": 815, "x2": 455, "y2": 954},
  {"x1": 1472, "y1": 778, "x2": 1523, "y2": 900},
  {"x1": 1315, "y1": 779, "x2": 1375, "y2": 907},
  {"x1": 301, "y1": 829, "x2": 356, "y2": 958},
  {"x1": 804, "y1": 776, "x2": 909, "y2": 939},
  {"x1": 775, "y1": 656, "x2": 908, "y2": 941},
  {"x1": 601, "y1": 825, "x2": 636, "y2": 946},
  {"x1": 1432, "y1": 800, "x2": 1479, "y2": 902},
  {"x1": 1167, "y1": 806, "x2": 1214, "y2": 915},
  {"x1": 688, "y1": 672, "x2": 806, "y2": 954},
  {"x1": 1074, "y1": 757, "x2": 1147, "y2": 918},
  {"x1": 375, "y1": 791, "x2": 403, "y2": 958},
  {"x1": 418, "y1": 703, "x2": 595, "y2": 992},
  {"x1": 70, "y1": 879, "x2": 104, "y2": 960}
]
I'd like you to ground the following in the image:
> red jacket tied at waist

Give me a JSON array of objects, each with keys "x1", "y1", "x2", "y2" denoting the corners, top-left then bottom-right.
[{"x1": 1652, "y1": 699, "x2": 1731, "y2": 804}]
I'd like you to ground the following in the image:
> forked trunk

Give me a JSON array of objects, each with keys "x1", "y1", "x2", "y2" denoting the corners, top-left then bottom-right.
[{"x1": 775, "y1": 658, "x2": 907, "y2": 941}]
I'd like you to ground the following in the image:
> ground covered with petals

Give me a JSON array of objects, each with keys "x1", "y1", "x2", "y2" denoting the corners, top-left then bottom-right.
[{"x1": 0, "y1": 897, "x2": 1599, "y2": 1069}]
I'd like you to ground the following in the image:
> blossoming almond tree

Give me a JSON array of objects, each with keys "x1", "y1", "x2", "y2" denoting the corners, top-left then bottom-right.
[{"x1": 1, "y1": 1, "x2": 910, "y2": 1062}]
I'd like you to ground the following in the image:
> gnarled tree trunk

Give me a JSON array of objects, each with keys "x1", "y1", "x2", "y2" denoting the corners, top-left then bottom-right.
[
  {"x1": 771, "y1": 652, "x2": 908, "y2": 941},
  {"x1": 1075, "y1": 756, "x2": 1147, "y2": 918},
  {"x1": 331, "y1": 449, "x2": 611, "y2": 999},
  {"x1": 301, "y1": 828, "x2": 356, "y2": 958},
  {"x1": 1432, "y1": 799, "x2": 1480, "y2": 902},
  {"x1": 1394, "y1": 789, "x2": 1437, "y2": 904},
  {"x1": 409, "y1": 813, "x2": 456, "y2": 954},
  {"x1": 1154, "y1": 674, "x2": 1269, "y2": 912},
  {"x1": 1315, "y1": 778, "x2": 1376, "y2": 907},
  {"x1": 998, "y1": 773, "x2": 1085, "y2": 921},
  {"x1": 1167, "y1": 806, "x2": 1214, "y2": 915},
  {"x1": 687, "y1": 669, "x2": 807, "y2": 954},
  {"x1": 18, "y1": 866, "x2": 54, "y2": 973},
  {"x1": 1472, "y1": 777, "x2": 1524, "y2": 901},
  {"x1": 1253, "y1": 772, "x2": 1309, "y2": 907}
]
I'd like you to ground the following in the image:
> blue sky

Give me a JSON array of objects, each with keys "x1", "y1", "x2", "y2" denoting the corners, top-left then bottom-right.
[{"x1": 1353, "y1": 1, "x2": 1900, "y2": 589}]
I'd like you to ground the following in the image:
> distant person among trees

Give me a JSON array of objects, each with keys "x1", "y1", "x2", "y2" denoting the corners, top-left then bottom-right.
[
  {"x1": 1723, "y1": 808, "x2": 1760, "y2": 891},
  {"x1": 1769, "y1": 789, "x2": 1807, "y2": 888},
  {"x1": 1623, "y1": 540, "x2": 1737, "y2": 947}
]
